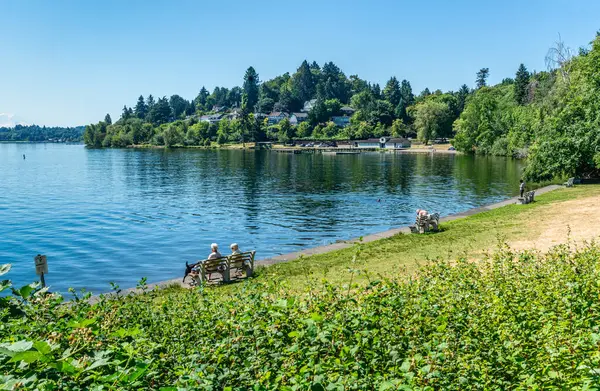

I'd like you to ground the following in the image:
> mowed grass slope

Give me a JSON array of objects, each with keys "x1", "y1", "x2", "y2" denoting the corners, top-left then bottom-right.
[{"x1": 257, "y1": 185, "x2": 600, "y2": 290}]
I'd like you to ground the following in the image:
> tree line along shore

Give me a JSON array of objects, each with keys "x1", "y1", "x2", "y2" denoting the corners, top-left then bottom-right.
[{"x1": 84, "y1": 31, "x2": 600, "y2": 182}]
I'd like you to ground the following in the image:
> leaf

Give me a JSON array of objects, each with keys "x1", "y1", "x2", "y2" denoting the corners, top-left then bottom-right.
[
  {"x1": 18, "y1": 284, "x2": 35, "y2": 298},
  {"x1": 68, "y1": 318, "x2": 96, "y2": 329},
  {"x1": 33, "y1": 341, "x2": 51, "y2": 355},
  {"x1": 10, "y1": 351, "x2": 41, "y2": 364},
  {"x1": 379, "y1": 381, "x2": 396, "y2": 391},
  {"x1": 128, "y1": 363, "x2": 149, "y2": 382},
  {"x1": 400, "y1": 360, "x2": 411, "y2": 372},
  {"x1": 310, "y1": 313, "x2": 324, "y2": 322},
  {"x1": 0, "y1": 264, "x2": 11, "y2": 276},
  {"x1": 288, "y1": 331, "x2": 299, "y2": 338},
  {"x1": 6, "y1": 341, "x2": 33, "y2": 353}
]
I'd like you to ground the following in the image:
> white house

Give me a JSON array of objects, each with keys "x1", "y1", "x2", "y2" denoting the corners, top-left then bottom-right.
[
  {"x1": 290, "y1": 112, "x2": 308, "y2": 125},
  {"x1": 200, "y1": 114, "x2": 222, "y2": 124},
  {"x1": 301, "y1": 99, "x2": 317, "y2": 113},
  {"x1": 354, "y1": 137, "x2": 411, "y2": 149}
]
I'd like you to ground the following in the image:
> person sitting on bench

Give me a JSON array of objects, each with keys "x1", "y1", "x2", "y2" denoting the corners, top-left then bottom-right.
[{"x1": 190, "y1": 243, "x2": 223, "y2": 281}]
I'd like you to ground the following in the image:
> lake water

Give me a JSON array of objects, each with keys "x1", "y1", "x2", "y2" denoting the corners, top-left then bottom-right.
[{"x1": 0, "y1": 143, "x2": 523, "y2": 294}]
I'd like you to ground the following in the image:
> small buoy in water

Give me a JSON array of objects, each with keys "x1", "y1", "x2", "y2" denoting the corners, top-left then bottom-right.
[
  {"x1": 377, "y1": 199, "x2": 381, "y2": 203},
  {"x1": 23, "y1": 154, "x2": 26, "y2": 160}
]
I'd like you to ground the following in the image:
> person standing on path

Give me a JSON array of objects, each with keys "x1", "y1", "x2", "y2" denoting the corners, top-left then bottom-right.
[{"x1": 519, "y1": 179, "x2": 525, "y2": 198}]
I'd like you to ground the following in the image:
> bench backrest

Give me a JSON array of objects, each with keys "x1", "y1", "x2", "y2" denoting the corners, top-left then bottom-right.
[
  {"x1": 201, "y1": 257, "x2": 228, "y2": 273},
  {"x1": 228, "y1": 251, "x2": 256, "y2": 268}
]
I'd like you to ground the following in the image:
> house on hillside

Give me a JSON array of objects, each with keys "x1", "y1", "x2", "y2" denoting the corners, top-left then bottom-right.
[
  {"x1": 354, "y1": 137, "x2": 411, "y2": 149},
  {"x1": 200, "y1": 114, "x2": 222, "y2": 124},
  {"x1": 340, "y1": 106, "x2": 356, "y2": 116},
  {"x1": 290, "y1": 112, "x2": 309, "y2": 125},
  {"x1": 268, "y1": 111, "x2": 289, "y2": 125},
  {"x1": 225, "y1": 108, "x2": 243, "y2": 120},
  {"x1": 330, "y1": 116, "x2": 351, "y2": 128},
  {"x1": 212, "y1": 105, "x2": 226, "y2": 113},
  {"x1": 301, "y1": 99, "x2": 317, "y2": 113},
  {"x1": 254, "y1": 113, "x2": 268, "y2": 121}
]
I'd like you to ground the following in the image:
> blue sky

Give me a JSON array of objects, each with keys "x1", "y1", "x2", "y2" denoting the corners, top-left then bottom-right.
[{"x1": 1, "y1": 0, "x2": 599, "y2": 127}]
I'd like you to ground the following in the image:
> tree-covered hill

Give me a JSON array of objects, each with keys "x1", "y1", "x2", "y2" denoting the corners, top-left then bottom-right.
[
  {"x1": 0, "y1": 125, "x2": 84, "y2": 142},
  {"x1": 85, "y1": 31, "x2": 600, "y2": 181}
]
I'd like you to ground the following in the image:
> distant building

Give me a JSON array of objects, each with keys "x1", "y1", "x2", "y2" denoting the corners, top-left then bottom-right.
[
  {"x1": 340, "y1": 106, "x2": 356, "y2": 116},
  {"x1": 354, "y1": 137, "x2": 411, "y2": 149},
  {"x1": 290, "y1": 112, "x2": 309, "y2": 125},
  {"x1": 225, "y1": 108, "x2": 243, "y2": 120},
  {"x1": 301, "y1": 99, "x2": 317, "y2": 113},
  {"x1": 267, "y1": 111, "x2": 289, "y2": 125},
  {"x1": 253, "y1": 112, "x2": 268, "y2": 121},
  {"x1": 212, "y1": 105, "x2": 226, "y2": 113},
  {"x1": 200, "y1": 114, "x2": 222, "y2": 124},
  {"x1": 330, "y1": 116, "x2": 351, "y2": 128}
]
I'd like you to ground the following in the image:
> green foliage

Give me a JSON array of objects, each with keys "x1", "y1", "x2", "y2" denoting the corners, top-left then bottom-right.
[
  {"x1": 4, "y1": 239, "x2": 600, "y2": 389},
  {"x1": 0, "y1": 125, "x2": 84, "y2": 142},
  {"x1": 456, "y1": 33, "x2": 600, "y2": 181},
  {"x1": 295, "y1": 121, "x2": 312, "y2": 138},
  {"x1": 411, "y1": 99, "x2": 451, "y2": 144},
  {"x1": 243, "y1": 66, "x2": 260, "y2": 112},
  {"x1": 476, "y1": 67, "x2": 490, "y2": 88},
  {"x1": 514, "y1": 63, "x2": 530, "y2": 105}
]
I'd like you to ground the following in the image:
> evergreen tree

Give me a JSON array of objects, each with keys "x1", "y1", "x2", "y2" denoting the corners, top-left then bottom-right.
[
  {"x1": 291, "y1": 60, "x2": 316, "y2": 103},
  {"x1": 419, "y1": 88, "x2": 431, "y2": 98},
  {"x1": 135, "y1": 95, "x2": 148, "y2": 119},
  {"x1": 104, "y1": 113, "x2": 112, "y2": 125},
  {"x1": 169, "y1": 95, "x2": 188, "y2": 119},
  {"x1": 514, "y1": 63, "x2": 530, "y2": 105},
  {"x1": 146, "y1": 95, "x2": 155, "y2": 110},
  {"x1": 383, "y1": 77, "x2": 401, "y2": 107},
  {"x1": 316, "y1": 62, "x2": 349, "y2": 102},
  {"x1": 456, "y1": 84, "x2": 471, "y2": 112},
  {"x1": 476, "y1": 68, "x2": 490, "y2": 89},
  {"x1": 195, "y1": 87, "x2": 209, "y2": 111},
  {"x1": 243, "y1": 67, "x2": 260, "y2": 112},
  {"x1": 148, "y1": 97, "x2": 171, "y2": 125},
  {"x1": 227, "y1": 87, "x2": 242, "y2": 107},
  {"x1": 371, "y1": 83, "x2": 382, "y2": 100},
  {"x1": 396, "y1": 79, "x2": 415, "y2": 123},
  {"x1": 121, "y1": 105, "x2": 131, "y2": 120}
]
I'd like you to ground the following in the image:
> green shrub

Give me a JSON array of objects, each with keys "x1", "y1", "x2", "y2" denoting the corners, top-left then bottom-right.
[{"x1": 2, "y1": 243, "x2": 600, "y2": 389}]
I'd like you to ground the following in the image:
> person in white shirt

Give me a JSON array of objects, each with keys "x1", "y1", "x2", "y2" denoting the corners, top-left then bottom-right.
[{"x1": 207, "y1": 243, "x2": 222, "y2": 259}]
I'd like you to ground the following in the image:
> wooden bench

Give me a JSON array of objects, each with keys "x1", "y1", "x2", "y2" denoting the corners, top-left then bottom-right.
[
  {"x1": 564, "y1": 177, "x2": 575, "y2": 187},
  {"x1": 518, "y1": 190, "x2": 535, "y2": 204},
  {"x1": 183, "y1": 251, "x2": 256, "y2": 286},
  {"x1": 410, "y1": 212, "x2": 440, "y2": 234}
]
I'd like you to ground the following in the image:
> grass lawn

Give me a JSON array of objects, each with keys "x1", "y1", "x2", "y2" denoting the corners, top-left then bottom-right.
[{"x1": 245, "y1": 185, "x2": 600, "y2": 291}]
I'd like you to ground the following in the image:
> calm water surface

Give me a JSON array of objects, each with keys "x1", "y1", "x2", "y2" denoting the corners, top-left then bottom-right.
[{"x1": 0, "y1": 143, "x2": 523, "y2": 293}]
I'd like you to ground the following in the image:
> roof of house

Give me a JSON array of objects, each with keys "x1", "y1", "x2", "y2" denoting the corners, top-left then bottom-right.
[
  {"x1": 268, "y1": 111, "x2": 289, "y2": 117},
  {"x1": 340, "y1": 106, "x2": 355, "y2": 112},
  {"x1": 291, "y1": 112, "x2": 308, "y2": 118},
  {"x1": 331, "y1": 115, "x2": 350, "y2": 120},
  {"x1": 200, "y1": 114, "x2": 222, "y2": 120}
]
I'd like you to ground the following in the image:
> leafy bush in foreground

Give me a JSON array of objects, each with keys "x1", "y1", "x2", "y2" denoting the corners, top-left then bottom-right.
[{"x1": 2, "y1": 242, "x2": 600, "y2": 390}]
